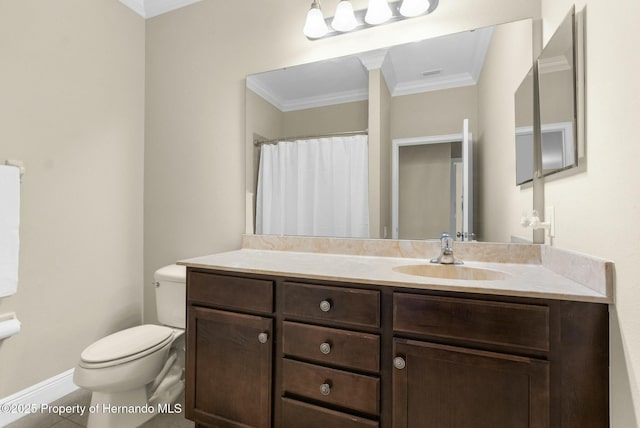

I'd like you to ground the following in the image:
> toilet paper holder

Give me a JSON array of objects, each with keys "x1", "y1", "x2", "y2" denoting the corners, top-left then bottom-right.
[{"x1": 0, "y1": 312, "x2": 21, "y2": 340}]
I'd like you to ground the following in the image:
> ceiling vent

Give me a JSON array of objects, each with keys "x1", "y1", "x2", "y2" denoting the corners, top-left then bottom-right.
[{"x1": 421, "y1": 69, "x2": 443, "y2": 77}]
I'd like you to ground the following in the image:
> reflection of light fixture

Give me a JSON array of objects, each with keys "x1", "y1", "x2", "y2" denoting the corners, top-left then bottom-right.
[
  {"x1": 399, "y1": 0, "x2": 431, "y2": 17},
  {"x1": 332, "y1": 1, "x2": 358, "y2": 32},
  {"x1": 365, "y1": 0, "x2": 392, "y2": 25},
  {"x1": 303, "y1": 0, "x2": 329, "y2": 39},
  {"x1": 304, "y1": 0, "x2": 439, "y2": 40}
]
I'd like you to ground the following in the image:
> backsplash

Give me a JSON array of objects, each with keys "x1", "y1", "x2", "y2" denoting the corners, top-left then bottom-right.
[
  {"x1": 242, "y1": 234, "x2": 540, "y2": 263},
  {"x1": 242, "y1": 234, "x2": 613, "y2": 299}
]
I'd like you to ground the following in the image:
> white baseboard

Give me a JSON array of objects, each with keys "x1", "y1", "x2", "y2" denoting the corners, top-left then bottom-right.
[{"x1": 0, "y1": 368, "x2": 79, "y2": 426}]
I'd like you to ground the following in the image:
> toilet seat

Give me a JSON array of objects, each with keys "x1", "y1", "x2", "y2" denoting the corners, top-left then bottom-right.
[{"x1": 79, "y1": 325, "x2": 174, "y2": 369}]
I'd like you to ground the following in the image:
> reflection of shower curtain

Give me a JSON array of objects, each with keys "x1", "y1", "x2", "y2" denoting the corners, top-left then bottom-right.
[{"x1": 256, "y1": 135, "x2": 369, "y2": 238}]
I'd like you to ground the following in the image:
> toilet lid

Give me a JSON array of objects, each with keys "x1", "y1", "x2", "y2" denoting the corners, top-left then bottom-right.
[
  {"x1": 80, "y1": 324, "x2": 174, "y2": 364},
  {"x1": 155, "y1": 264, "x2": 186, "y2": 283}
]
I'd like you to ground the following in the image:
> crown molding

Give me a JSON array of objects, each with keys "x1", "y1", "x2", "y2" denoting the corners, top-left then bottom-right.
[
  {"x1": 282, "y1": 89, "x2": 369, "y2": 112},
  {"x1": 469, "y1": 26, "x2": 494, "y2": 81},
  {"x1": 391, "y1": 72, "x2": 476, "y2": 97},
  {"x1": 249, "y1": 69, "x2": 478, "y2": 112},
  {"x1": 246, "y1": 77, "x2": 287, "y2": 112},
  {"x1": 119, "y1": 0, "x2": 202, "y2": 19},
  {"x1": 247, "y1": 76, "x2": 368, "y2": 112}
]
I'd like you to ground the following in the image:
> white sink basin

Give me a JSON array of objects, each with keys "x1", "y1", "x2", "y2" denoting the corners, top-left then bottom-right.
[{"x1": 393, "y1": 264, "x2": 509, "y2": 281}]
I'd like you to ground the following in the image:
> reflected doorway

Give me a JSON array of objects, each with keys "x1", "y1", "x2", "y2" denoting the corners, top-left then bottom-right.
[{"x1": 391, "y1": 119, "x2": 473, "y2": 240}]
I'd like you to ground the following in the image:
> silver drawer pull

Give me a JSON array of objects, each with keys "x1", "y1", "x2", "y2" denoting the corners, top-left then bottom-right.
[
  {"x1": 319, "y1": 300, "x2": 332, "y2": 312},
  {"x1": 320, "y1": 383, "x2": 331, "y2": 396},
  {"x1": 257, "y1": 332, "x2": 269, "y2": 344},
  {"x1": 393, "y1": 356, "x2": 406, "y2": 370},
  {"x1": 320, "y1": 342, "x2": 331, "y2": 355}
]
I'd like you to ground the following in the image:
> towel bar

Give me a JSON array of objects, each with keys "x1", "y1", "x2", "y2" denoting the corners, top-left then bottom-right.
[{"x1": 3, "y1": 160, "x2": 25, "y2": 182}]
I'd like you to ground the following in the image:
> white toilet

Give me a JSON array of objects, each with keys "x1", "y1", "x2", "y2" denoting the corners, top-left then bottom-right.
[{"x1": 73, "y1": 264, "x2": 186, "y2": 428}]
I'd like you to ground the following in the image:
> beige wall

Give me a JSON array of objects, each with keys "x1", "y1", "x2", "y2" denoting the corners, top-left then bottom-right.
[
  {"x1": 367, "y1": 69, "x2": 392, "y2": 238},
  {"x1": 283, "y1": 101, "x2": 367, "y2": 137},
  {"x1": 540, "y1": 0, "x2": 640, "y2": 425},
  {"x1": 391, "y1": 85, "x2": 479, "y2": 139},
  {"x1": 379, "y1": 72, "x2": 392, "y2": 240},
  {"x1": 399, "y1": 144, "x2": 452, "y2": 239},
  {"x1": 477, "y1": 19, "x2": 534, "y2": 243},
  {"x1": 0, "y1": 0, "x2": 145, "y2": 396},
  {"x1": 244, "y1": 89, "x2": 284, "y2": 235}
]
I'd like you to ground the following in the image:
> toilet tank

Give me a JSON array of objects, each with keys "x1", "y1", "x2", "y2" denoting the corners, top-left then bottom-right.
[{"x1": 154, "y1": 264, "x2": 186, "y2": 329}]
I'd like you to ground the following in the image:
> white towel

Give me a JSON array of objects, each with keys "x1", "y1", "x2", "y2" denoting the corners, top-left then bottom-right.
[{"x1": 0, "y1": 165, "x2": 20, "y2": 297}]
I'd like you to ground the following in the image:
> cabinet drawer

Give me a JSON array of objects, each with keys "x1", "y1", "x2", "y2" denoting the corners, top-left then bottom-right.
[
  {"x1": 282, "y1": 397, "x2": 379, "y2": 428},
  {"x1": 188, "y1": 271, "x2": 273, "y2": 313},
  {"x1": 283, "y1": 322, "x2": 380, "y2": 373},
  {"x1": 283, "y1": 282, "x2": 380, "y2": 328},
  {"x1": 393, "y1": 293, "x2": 550, "y2": 352},
  {"x1": 282, "y1": 359, "x2": 379, "y2": 415}
]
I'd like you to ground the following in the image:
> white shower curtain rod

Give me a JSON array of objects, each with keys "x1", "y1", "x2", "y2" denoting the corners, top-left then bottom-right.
[{"x1": 254, "y1": 129, "x2": 368, "y2": 146}]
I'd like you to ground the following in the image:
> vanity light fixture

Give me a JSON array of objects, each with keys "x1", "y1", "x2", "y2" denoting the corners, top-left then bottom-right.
[
  {"x1": 399, "y1": 0, "x2": 431, "y2": 17},
  {"x1": 304, "y1": 0, "x2": 439, "y2": 40},
  {"x1": 365, "y1": 0, "x2": 393, "y2": 25},
  {"x1": 303, "y1": 0, "x2": 329, "y2": 39},
  {"x1": 332, "y1": 1, "x2": 358, "y2": 32}
]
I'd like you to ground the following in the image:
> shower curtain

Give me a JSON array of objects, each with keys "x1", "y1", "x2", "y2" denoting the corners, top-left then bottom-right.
[{"x1": 256, "y1": 134, "x2": 369, "y2": 238}]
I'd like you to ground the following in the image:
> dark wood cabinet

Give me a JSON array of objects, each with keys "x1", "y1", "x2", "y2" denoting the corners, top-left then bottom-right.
[
  {"x1": 392, "y1": 339, "x2": 549, "y2": 428},
  {"x1": 186, "y1": 271, "x2": 274, "y2": 428},
  {"x1": 185, "y1": 268, "x2": 609, "y2": 428}
]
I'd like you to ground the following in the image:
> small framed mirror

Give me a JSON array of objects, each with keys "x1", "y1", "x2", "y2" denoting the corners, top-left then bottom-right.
[
  {"x1": 514, "y1": 7, "x2": 582, "y2": 185},
  {"x1": 537, "y1": 7, "x2": 578, "y2": 177}
]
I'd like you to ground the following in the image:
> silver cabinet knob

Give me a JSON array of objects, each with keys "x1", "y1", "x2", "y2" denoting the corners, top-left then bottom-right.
[
  {"x1": 393, "y1": 356, "x2": 406, "y2": 370},
  {"x1": 320, "y1": 342, "x2": 331, "y2": 355},
  {"x1": 320, "y1": 383, "x2": 331, "y2": 396},
  {"x1": 257, "y1": 332, "x2": 269, "y2": 344},
  {"x1": 319, "y1": 300, "x2": 332, "y2": 312}
]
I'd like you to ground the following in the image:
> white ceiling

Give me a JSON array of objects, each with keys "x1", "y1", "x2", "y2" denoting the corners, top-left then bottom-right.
[
  {"x1": 247, "y1": 26, "x2": 495, "y2": 112},
  {"x1": 119, "y1": 0, "x2": 202, "y2": 19}
]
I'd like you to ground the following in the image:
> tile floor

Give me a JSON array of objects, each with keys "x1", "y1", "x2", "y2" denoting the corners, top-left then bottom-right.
[{"x1": 5, "y1": 388, "x2": 194, "y2": 428}]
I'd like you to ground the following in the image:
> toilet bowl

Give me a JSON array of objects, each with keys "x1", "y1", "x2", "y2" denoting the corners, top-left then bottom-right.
[{"x1": 73, "y1": 264, "x2": 186, "y2": 428}]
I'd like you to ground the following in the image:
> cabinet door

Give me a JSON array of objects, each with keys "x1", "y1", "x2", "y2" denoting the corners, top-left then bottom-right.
[
  {"x1": 186, "y1": 306, "x2": 273, "y2": 428},
  {"x1": 392, "y1": 339, "x2": 549, "y2": 428}
]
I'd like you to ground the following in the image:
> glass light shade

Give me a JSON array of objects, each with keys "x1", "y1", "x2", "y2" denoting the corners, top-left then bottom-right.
[
  {"x1": 331, "y1": 1, "x2": 357, "y2": 32},
  {"x1": 303, "y1": 5, "x2": 329, "y2": 39},
  {"x1": 365, "y1": 0, "x2": 392, "y2": 25},
  {"x1": 399, "y1": 0, "x2": 430, "y2": 17}
]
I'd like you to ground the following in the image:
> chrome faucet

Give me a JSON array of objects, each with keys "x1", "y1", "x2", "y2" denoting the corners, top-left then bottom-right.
[{"x1": 430, "y1": 233, "x2": 463, "y2": 265}]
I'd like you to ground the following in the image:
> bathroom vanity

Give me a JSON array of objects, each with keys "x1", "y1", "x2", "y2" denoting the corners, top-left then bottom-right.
[{"x1": 181, "y1": 238, "x2": 612, "y2": 428}]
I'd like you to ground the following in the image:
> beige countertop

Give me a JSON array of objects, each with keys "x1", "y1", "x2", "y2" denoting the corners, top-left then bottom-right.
[{"x1": 179, "y1": 248, "x2": 612, "y2": 303}]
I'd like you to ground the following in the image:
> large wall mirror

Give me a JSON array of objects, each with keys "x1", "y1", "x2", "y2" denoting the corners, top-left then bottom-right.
[{"x1": 246, "y1": 19, "x2": 534, "y2": 243}]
